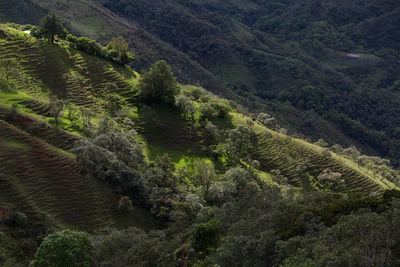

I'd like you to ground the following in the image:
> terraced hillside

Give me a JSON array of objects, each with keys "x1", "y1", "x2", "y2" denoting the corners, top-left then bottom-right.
[
  {"x1": 0, "y1": 25, "x2": 397, "y2": 209},
  {"x1": 0, "y1": 119, "x2": 115, "y2": 230},
  {"x1": 230, "y1": 114, "x2": 398, "y2": 195},
  {"x1": 0, "y1": 24, "x2": 399, "y2": 264},
  {"x1": 0, "y1": 26, "x2": 160, "y2": 263}
]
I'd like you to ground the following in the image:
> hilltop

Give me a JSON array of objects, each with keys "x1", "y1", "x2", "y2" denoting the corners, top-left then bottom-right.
[{"x1": 1, "y1": 23, "x2": 400, "y2": 265}]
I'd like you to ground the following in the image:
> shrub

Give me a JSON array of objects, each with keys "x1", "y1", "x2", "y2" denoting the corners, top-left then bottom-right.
[{"x1": 118, "y1": 196, "x2": 134, "y2": 213}]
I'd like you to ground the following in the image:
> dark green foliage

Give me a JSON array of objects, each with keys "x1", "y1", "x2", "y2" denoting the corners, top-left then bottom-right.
[
  {"x1": 306, "y1": 194, "x2": 384, "y2": 226},
  {"x1": 98, "y1": 0, "x2": 400, "y2": 167},
  {"x1": 3, "y1": 212, "x2": 27, "y2": 227},
  {"x1": 87, "y1": 164, "x2": 400, "y2": 267},
  {"x1": 383, "y1": 189, "x2": 400, "y2": 201},
  {"x1": 139, "y1": 60, "x2": 179, "y2": 104},
  {"x1": 31, "y1": 230, "x2": 93, "y2": 267},
  {"x1": 106, "y1": 94, "x2": 126, "y2": 115},
  {"x1": 118, "y1": 196, "x2": 134, "y2": 212},
  {"x1": 30, "y1": 26, "x2": 43, "y2": 39},
  {"x1": 39, "y1": 13, "x2": 64, "y2": 44},
  {"x1": 191, "y1": 219, "x2": 221, "y2": 253},
  {"x1": 107, "y1": 36, "x2": 133, "y2": 65},
  {"x1": 66, "y1": 35, "x2": 103, "y2": 56},
  {"x1": 66, "y1": 34, "x2": 133, "y2": 65}
]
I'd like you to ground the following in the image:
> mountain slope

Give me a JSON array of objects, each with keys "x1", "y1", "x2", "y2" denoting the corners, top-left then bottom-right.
[
  {"x1": 0, "y1": 26, "x2": 160, "y2": 263},
  {"x1": 11, "y1": 0, "x2": 398, "y2": 166},
  {"x1": 1, "y1": 21, "x2": 399, "y2": 264}
]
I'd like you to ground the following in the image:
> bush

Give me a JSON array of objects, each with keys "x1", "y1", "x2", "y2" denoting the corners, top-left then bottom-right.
[
  {"x1": 76, "y1": 37, "x2": 103, "y2": 56},
  {"x1": 118, "y1": 196, "x2": 134, "y2": 213}
]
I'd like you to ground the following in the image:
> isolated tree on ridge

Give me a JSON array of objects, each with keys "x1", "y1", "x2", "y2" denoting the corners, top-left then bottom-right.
[{"x1": 40, "y1": 13, "x2": 65, "y2": 44}]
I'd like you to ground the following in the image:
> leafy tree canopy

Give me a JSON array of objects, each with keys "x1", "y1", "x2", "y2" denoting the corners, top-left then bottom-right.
[
  {"x1": 139, "y1": 60, "x2": 179, "y2": 104},
  {"x1": 31, "y1": 230, "x2": 93, "y2": 267},
  {"x1": 40, "y1": 13, "x2": 65, "y2": 44}
]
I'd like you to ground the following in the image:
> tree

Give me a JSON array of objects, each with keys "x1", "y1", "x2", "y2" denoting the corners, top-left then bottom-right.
[
  {"x1": 40, "y1": 13, "x2": 65, "y2": 44},
  {"x1": 257, "y1": 112, "x2": 280, "y2": 130},
  {"x1": 65, "y1": 101, "x2": 79, "y2": 122},
  {"x1": 314, "y1": 138, "x2": 329, "y2": 148},
  {"x1": 108, "y1": 36, "x2": 131, "y2": 65},
  {"x1": 225, "y1": 125, "x2": 252, "y2": 164},
  {"x1": 271, "y1": 169, "x2": 288, "y2": 185},
  {"x1": 49, "y1": 96, "x2": 64, "y2": 127},
  {"x1": 72, "y1": 132, "x2": 147, "y2": 203},
  {"x1": 342, "y1": 145, "x2": 361, "y2": 160},
  {"x1": 106, "y1": 94, "x2": 126, "y2": 116},
  {"x1": 175, "y1": 94, "x2": 196, "y2": 121},
  {"x1": 195, "y1": 160, "x2": 215, "y2": 199},
  {"x1": 80, "y1": 107, "x2": 94, "y2": 135},
  {"x1": 191, "y1": 219, "x2": 221, "y2": 254},
  {"x1": 317, "y1": 168, "x2": 344, "y2": 190},
  {"x1": 139, "y1": 60, "x2": 179, "y2": 104},
  {"x1": 31, "y1": 230, "x2": 93, "y2": 267},
  {"x1": 118, "y1": 196, "x2": 134, "y2": 213}
]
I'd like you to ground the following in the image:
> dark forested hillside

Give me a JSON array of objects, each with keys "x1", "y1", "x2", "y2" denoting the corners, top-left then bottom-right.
[
  {"x1": 1, "y1": 0, "x2": 399, "y2": 164},
  {"x1": 91, "y1": 0, "x2": 400, "y2": 166}
]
